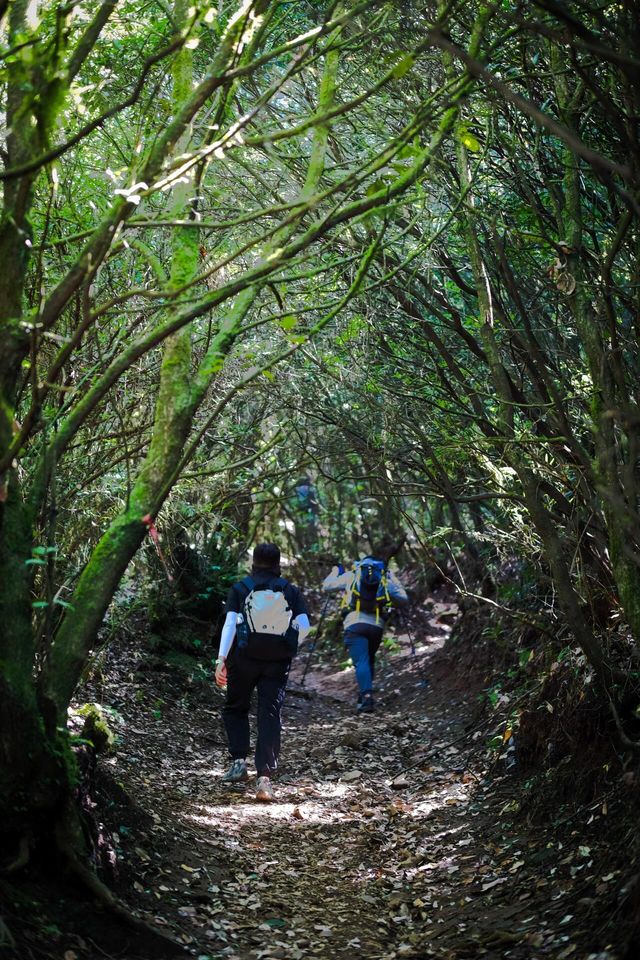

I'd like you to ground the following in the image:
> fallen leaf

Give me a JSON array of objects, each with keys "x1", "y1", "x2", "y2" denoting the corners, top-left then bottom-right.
[
  {"x1": 481, "y1": 877, "x2": 508, "y2": 891},
  {"x1": 390, "y1": 776, "x2": 409, "y2": 789}
]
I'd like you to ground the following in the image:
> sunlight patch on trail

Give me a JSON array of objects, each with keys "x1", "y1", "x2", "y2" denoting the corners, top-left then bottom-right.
[
  {"x1": 187, "y1": 767, "x2": 475, "y2": 842},
  {"x1": 190, "y1": 799, "x2": 348, "y2": 827}
]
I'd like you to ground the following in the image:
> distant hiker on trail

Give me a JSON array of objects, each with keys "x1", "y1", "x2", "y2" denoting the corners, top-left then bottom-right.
[
  {"x1": 215, "y1": 543, "x2": 310, "y2": 802},
  {"x1": 322, "y1": 537, "x2": 408, "y2": 714},
  {"x1": 292, "y1": 474, "x2": 319, "y2": 550}
]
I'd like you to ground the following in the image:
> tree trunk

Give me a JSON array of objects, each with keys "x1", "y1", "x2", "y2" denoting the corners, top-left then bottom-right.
[
  {"x1": 40, "y1": 14, "x2": 344, "y2": 721},
  {"x1": 0, "y1": 484, "x2": 73, "y2": 839},
  {"x1": 0, "y1": 1, "x2": 78, "y2": 837}
]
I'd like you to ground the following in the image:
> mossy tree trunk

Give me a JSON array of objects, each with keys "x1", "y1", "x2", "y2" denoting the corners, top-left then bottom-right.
[
  {"x1": 0, "y1": 0, "x2": 94, "y2": 839},
  {"x1": 0, "y1": 0, "x2": 273, "y2": 841},
  {"x1": 40, "y1": 9, "x2": 342, "y2": 724}
]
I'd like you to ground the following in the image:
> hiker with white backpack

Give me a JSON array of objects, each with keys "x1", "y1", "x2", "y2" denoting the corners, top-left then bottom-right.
[
  {"x1": 215, "y1": 543, "x2": 310, "y2": 801},
  {"x1": 322, "y1": 537, "x2": 408, "y2": 713}
]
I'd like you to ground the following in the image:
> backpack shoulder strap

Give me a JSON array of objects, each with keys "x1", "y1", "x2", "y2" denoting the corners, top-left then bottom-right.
[
  {"x1": 237, "y1": 576, "x2": 255, "y2": 599},
  {"x1": 269, "y1": 576, "x2": 288, "y2": 591},
  {"x1": 241, "y1": 575, "x2": 288, "y2": 593}
]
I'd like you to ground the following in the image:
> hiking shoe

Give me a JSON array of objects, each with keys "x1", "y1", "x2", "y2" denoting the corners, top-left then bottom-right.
[
  {"x1": 357, "y1": 693, "x2": 375, "y2": 714},
  {"x1": 256, "y1": 776, "x2": 275, "y2": 802},
  {"x1": 222, "y1": 759, "x2": 249, "y2": 783}
]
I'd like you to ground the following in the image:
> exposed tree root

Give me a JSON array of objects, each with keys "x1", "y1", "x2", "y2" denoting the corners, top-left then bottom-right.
[
  {"x1": 0, "y1": 915, "x2": 16, "y2": 948},
  {"x1": 54, "y1": 797, "x2": 185, "y2": 954},
  {"x1": 2, "y1": 835, "x2": 29, "y2": 874},
  {"x1": 608, "y1": 693, "x2": 640, "y2": 751},
  {"x1": 64, "y1": 852, "x2": 185, "y2": 952}
]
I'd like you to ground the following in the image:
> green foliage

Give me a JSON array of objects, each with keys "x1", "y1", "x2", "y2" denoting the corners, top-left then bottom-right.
[
  {"x1": 2, "y1": 0, "x2": 640, "y2": 825},
  {"x1": 76, "y1": 703, "x2": 116, "y2": 754},
  {"x1": 456, "y1": 124, "x2": 481, "y2": 153},
  {"x1": 161, "y1": 650, "x2": 211, "y2": 682},
  {"x1": 383, "y1": 634, "x2": 402, "y2": 655}
]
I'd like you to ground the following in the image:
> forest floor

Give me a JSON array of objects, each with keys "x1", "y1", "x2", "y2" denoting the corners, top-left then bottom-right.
[{"x1": 4, "y1": 590, "x2": 634, "y2": 960}]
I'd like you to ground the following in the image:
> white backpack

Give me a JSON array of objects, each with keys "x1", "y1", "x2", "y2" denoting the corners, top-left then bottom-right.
[{"x1": 236, "y1": 576, "x2": 298, "y2": 660}]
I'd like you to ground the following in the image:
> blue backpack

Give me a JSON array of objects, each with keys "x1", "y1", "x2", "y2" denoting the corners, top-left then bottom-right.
[{"x1": 350, "y1": 559, "x2": 390, "y2": 623}]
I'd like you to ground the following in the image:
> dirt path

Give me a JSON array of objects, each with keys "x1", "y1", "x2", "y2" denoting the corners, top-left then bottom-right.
[{"x1": 81, "y1": 615, "x2": 623, "y2": 960}]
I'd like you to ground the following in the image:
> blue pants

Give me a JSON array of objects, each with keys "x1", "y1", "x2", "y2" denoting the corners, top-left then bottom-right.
[
  {"x1": 344, "y1": 625, "x2": 383, "y2": 696},
  {"x1": 223, "y1": 650, "x2": 290, "y2": 776}
]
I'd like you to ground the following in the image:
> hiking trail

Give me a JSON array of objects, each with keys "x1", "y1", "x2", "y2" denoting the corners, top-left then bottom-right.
[{"x1": 55, "y1": 598, "x2": 622, "y2": 960}]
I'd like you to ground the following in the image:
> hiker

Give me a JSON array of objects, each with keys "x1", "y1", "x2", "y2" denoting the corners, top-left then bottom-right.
[
  {"x1": 292, "y1": 475, "x2": 319, "y2": 551},
  {"x1": 215, "y1": 543, "x2": 310, "y2": 801},
  {"x1": 322, "y1": 537, "x2": 408, "y2": 713}
]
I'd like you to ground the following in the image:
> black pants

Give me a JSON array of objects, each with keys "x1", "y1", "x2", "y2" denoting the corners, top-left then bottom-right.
[{"x1": 222, "y1": 649, "x2": 290, "y2": 776}]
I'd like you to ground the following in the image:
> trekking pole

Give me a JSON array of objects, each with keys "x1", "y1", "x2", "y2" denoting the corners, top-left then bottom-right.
[
  {"x1": 398, "y1": 608, "x2": 429, "y2": 688},
  {"x1": 300, "y1": 594, "x2": 333, "y2": 687}
]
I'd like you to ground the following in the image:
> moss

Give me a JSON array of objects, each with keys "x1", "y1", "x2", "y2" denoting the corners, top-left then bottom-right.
[
  {"x1": 55, "y1": 728, "x2": 80, "y2": 788},
  {"x1": 162, "y1": 649, "x2": 210, "y2": 681},
  {"x1": 0, "y1": 692, "x2": 78, "y2": 827},
  {"x1": 0, "y1": 477, "x2": 36, "y2": 681},
  {"x1": 609, "y1": 527, "x2": 640, "y2": 639},
  {"x1": 77, "y1": 703, "x2": 115, "y2": 755}
]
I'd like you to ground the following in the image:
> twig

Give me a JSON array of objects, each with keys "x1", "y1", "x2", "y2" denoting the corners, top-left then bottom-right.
[
  {"x1": 0, "y1": 916, "x2": 16, "y2": 948},
  {"x1": 2, "y1": 836, "x2": 30, "y2": 874},
  {"x1": 301, "y1": 594, "x2": 334, "y2": 686}
]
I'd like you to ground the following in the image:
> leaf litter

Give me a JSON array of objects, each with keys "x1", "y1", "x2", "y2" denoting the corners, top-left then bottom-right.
[{"x1": 80, "y1": 606, "x2": 625, "y2": 960}]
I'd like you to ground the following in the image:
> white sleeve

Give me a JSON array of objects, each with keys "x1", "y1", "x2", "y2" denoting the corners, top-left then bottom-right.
[
  {"x1": 293, "y1": 613, "x2": 311, "y2": 643},
  {"x1": 218, "y1": 611, "x2": 237, "y2": 659},
  {"x1": 322, "y1": 566, "x2": 352, "y2": 592}
]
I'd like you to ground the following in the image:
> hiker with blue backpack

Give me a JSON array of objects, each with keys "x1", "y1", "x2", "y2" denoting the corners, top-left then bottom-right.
[
  {"x1": 215, "y1": 543, "x2": 310, "y2": 801},
  {"x1": 322, "y1": 537, "x2": 408, "y2": 713}
]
